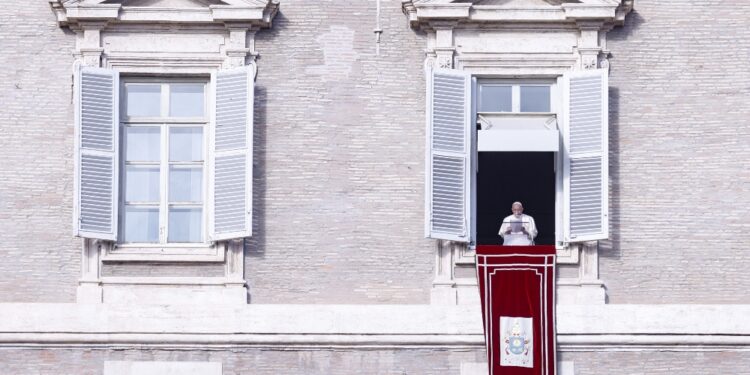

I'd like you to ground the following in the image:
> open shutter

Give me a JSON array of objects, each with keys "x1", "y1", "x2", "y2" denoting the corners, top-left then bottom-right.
[
  {"x1": 425, "y1": 68, "x2": 473, "y2": 242},
  {"x1": 562, "y1": 69, "x2": 609, "y2": 242},
  {"x1": 74, "y1": 66, "x2": 119, "y2": 240},
  {"x1": 209, "y1": 65, "x2": 253, "y2": 241}
]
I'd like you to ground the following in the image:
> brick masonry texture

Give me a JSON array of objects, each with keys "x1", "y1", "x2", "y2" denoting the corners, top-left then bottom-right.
[
  {"x1": 0, "y1": 0, "x2": 747, "y2": 307},
  {"x1": 603, "y1": 0, "x2": 750, "y2": 304},
  {"x1": 1, "y1": 349, "x2": 748, "y2": 375},
  {"x1": 0, "y1": 348, "x2": 483, "y2": 375},
  {"x1": 560, "y1": 351, "x2": 750, "y2": 375},
  {"x1": 246, "y1": 0, "x2": 434, "y2": 304},
  {"x1": 0, "y1": 2, "x2": 79, "y2": 302}
]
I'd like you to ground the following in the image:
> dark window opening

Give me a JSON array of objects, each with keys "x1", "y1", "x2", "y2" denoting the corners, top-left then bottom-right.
[{"x1": 476, "y1": 152, "x2": 556, "y2": 245}]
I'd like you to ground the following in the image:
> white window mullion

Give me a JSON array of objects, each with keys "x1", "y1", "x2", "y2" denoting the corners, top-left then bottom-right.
[
  {"x1": 160, "y1": 84, "x2": 170, "y2": 244},
  {"x1": 160, "y1": 123, "x2": 168, "y2": 244},
  {"x1": 511, "y1": 84, "x2": 521, "y2": 112}
]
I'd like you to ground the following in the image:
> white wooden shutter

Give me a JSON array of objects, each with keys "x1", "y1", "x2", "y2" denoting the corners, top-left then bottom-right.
[
  {"x1": 74, "y1": 66, "x2": 119, "y2": 240},
  {"x1": 562, "y1": 69, "x2": 609, "y2": 242},
  {"x1": 209, "y1": 65, "x2": 253, "y2": 241},
  {"x1": 425, "y1": 68, "x2": 473, "y2": 242}
]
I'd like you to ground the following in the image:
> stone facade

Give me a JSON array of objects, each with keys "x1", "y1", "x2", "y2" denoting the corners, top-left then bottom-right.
[{"x1": 0, "y1": 0, "x2": 748, "y2": 374}]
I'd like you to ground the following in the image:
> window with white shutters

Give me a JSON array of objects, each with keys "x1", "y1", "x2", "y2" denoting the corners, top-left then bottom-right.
[
  {"x1": 74, "y1": 67, "x2": 255, "y2": 246},
  {"x1": 562, "y1": 69, "x2": 609, "y2": 242},
  {"x1": 425, "y1": 68, "x2": 474, "y2": 242},
  {"x1": 210, "y1": 66, "x2": 254, "y2": 241},
  {"x1": 74, "y1": 66, "x2": 119, "y2": 241},
  {"x1": 426, "y1": 69, "x2": 610, "y2": 246}
]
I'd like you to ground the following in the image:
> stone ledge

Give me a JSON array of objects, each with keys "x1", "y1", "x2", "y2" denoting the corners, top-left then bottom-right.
[{"x1": 0, "y1": 304, "x2": 747, "y2": 350}]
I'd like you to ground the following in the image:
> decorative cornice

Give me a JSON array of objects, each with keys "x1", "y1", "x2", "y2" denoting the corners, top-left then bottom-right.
[
  {"x1": 402, "y1": 0, "x2": 633, "y2": 29},
  {"x1": 49, "y1": 0, "x2": 279, "y2": 28}
]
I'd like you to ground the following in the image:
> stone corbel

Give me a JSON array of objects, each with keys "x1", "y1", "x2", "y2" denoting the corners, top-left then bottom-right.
[
  {"x1": 430, "y1": 21, "x2": 458, "y2": 70},
  {"x1": 223, "y1": 23, "x2": 257, "y2": 68},
  {"x1": 76, "y1": 21, "x2": 109, "y2": 67},
  {"x1": 576, "y1": 21, "x2": 604, "y2": 70}
]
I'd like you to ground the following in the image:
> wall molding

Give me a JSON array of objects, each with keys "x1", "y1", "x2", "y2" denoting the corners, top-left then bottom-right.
[{"x1": 1, "y1": 304, "x2": 747, "y2": 351}]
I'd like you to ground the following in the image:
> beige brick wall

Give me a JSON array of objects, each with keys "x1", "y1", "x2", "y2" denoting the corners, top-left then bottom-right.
[
  {"x1": 0, "y1": 2, "x2": 79, "y2": 302},
  {"x1": 0, "y1": 0, "x2": 747, "y2": 307},
  {"x1": 247, "y1": 0, "x2": 434, "y2": 304},
  {"x1": 602, "y1": 0, "x2": 750, "y2": 304},
  {"x1": 0, "y1": 1, "x2": 748, "y2": 373},
  {"x1": 2, "y1": 349, "x2": 748, "y2": 375},
  {"x1": 560, "y1": 351, "x2": 750, "y2": 375},
  {"x1": 0, "y1": 348, "x2": 482, "y2": 375}
]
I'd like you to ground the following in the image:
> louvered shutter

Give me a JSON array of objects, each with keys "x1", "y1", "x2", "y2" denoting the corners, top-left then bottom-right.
[
  {"x1": 209, "y1": 65, "x2": 253, "y2": 241},
  {"x1": 74, "y1": 66, "x2": 119, "y2": 240},
  {"x1": 425, "y1": 68, "x2": 473, "y2": 242},
  {"x1": 562, "y1": 69, "x2": 609, "y2": 242}
]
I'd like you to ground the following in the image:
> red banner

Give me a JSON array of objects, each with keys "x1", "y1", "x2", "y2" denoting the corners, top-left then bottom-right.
[{"x1": 476, "y1": 246, "x2": 556, "y2": 375}]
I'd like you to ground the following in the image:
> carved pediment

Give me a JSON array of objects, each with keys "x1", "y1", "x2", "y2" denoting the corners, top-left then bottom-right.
[
  {"x1": 102, "y1": 0, "x2": 229, "y2": 7},
  {"x1": 402, "y1": 0, "x2": 632, "y2": 28},
  {"x1": 68, "y1": 0, "x2": 262, "y2": 5},
  {"x1": 51, "y1": 0, "x2": 279, "y2": 27},
  {"x1": 457, "y1": 0, "x2": 581, "y2": 5}
]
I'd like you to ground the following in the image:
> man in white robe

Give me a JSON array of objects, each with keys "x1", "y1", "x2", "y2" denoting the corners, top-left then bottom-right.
[{"x1": 498, "y1": 201, "x2": 538, "y2": 246}]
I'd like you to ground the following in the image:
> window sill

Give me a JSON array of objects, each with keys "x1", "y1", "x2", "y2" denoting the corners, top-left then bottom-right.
[
  {"x1": 102, "y1": 242, "x2": 226, "y2": 263},
  {"x1": 462, "y1": 243, "x2": 579, "y2": 265}
]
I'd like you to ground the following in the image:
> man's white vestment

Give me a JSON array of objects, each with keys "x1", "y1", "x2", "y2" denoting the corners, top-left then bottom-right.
[{"x1": 498, "y1": 214, "x2": 538, "y2": 246}]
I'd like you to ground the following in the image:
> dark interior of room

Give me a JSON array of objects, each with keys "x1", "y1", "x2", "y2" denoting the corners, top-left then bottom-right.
[{"x1": 477, "y1": 152, "x2": 556, "y2": 245}]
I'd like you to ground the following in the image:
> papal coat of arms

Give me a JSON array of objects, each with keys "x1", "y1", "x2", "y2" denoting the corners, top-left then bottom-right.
[{"x1": 499, "y1": 316, "x2": 533, "y2": 368}]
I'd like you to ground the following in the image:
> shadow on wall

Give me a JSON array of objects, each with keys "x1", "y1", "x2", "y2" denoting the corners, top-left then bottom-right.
[
  {"x1": 599, "y1": 10, "x2": 643, "y2": 261},
  {"x1": 600, "y1": 86, "x2": 620, "y2": 260},
  {"x1": 243, "y1": 10, "x2": 292, "y2": 271},
  {"x1": 606, "y1": 10, "x2": 645, "y2": 43}
]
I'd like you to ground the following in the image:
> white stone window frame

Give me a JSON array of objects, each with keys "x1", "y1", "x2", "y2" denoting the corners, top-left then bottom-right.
[
  {"x1": 52, "y1": 0, "x2": 277, "y2": 303},
  {"x1": 474, "y1": 77, "x2": 565, "y2": 247},
  {"x1": 406, "y1": 0, "x2": 632, "y2": 305},
  {"x1": 99, "y1": 55, "x2": 240, "y2": 265},
  {"x1": 114, "y1": 76, "x2": 218, "y2": 261}
]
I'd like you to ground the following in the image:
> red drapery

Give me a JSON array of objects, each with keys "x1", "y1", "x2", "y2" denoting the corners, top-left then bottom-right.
[{"x1": 476, "y1": 245, "x2": 556, "y2": 375}]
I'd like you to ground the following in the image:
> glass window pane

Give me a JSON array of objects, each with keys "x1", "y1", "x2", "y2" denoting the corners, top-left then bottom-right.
[
  {"x1": 169, "y1": 127, "x2": 203, "y2": 161},
  {"x1": 169, "y1": 84, "x2": 205, "y2": 118},
  {"x1": 168, "y1": 208, "x2": 203, "y2": 243},
  {"x1": 479, "y1": 85, "x2": 512, "y2": 112},
  {"x1": 122, "y1": 207, "x2": 159, "y2": 243},
  {"x1": 520, "y1": 86, "x2": 551, "y2": 112},
  {"x1": 169, "y1": 166, "x2": 202, "y2": 203},
  {"x1": 125, "y1": 166, "x2": 160, "y2": 202},
  {"x1": 126, "y1": 84, "x2": 161, "y2": 117},
  {"x1": 125, "y1": 127, "x2": 160, "y2": 161}
]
